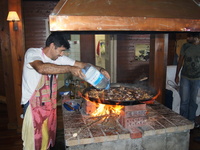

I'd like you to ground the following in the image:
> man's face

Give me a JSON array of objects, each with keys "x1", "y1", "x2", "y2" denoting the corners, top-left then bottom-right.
[
  {"x1": 51, "y1": 44, "x2": 66, "y2": 60},
  {"x1": 187, "y1": 36, "x2": 195, "y2": 44}
]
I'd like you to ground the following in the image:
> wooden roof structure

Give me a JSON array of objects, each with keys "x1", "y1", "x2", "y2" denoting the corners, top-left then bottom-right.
[{"x1": 49, "y1": 0, "x2": 200, "y2": 31}]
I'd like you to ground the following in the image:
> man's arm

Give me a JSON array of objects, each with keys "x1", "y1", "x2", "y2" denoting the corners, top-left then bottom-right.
[
  {"x1": 175, "y1": 55, "x2": 184, "y2": 84},
  {"x1": 30, "y1": 60, "x2": 84, "y2": 78},
  {"x1": 30, "y1": 60, "x2": 110, "y2": 79}
]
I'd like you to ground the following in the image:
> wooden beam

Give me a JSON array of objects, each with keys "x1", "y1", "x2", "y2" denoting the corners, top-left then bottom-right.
[
  {"x1": 0, "y1": 0, "x2": 16, "y2": 129},
  {"x1": 149, "y1": 34, "x2": 168, "y2": 104},
  {"x1": 50, "y1": 16, "x2": 200, "y2": 32},
  {"x1": 7, "y1": 0, "x2": 25, "y2": 131},
  {"x1": 50, "y1": 0, "x2": 200, "y2": 31},
  {"x1": 80, "y1": 34, "x2": 95, "y2": 64}
]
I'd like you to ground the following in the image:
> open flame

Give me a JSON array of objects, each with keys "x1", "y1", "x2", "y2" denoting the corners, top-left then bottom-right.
[
  {"x1": 141, "y1": 90, "x2": 160, "y2": 104},
  {"x1": 91, "y1": 103, "x2": 124, "y2": 117},
  {"x1": 80, "y1": 91, "x2": 124, "y2": 116}
]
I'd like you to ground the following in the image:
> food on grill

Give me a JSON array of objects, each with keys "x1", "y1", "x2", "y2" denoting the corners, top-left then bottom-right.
[{"x1": 84, "y1": 86, "x2": 154, "y2": 101}]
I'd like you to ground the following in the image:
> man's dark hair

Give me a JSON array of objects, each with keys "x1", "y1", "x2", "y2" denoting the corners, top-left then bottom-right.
[
  {"x1": 187, "y1": 32, "x2": 200, "y2": 38},
  {"x1": 45, "y1": 32, "x2": 70, "y2": 49}
]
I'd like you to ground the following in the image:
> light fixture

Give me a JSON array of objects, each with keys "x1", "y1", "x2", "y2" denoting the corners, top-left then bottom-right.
[{"x1": 7, "y1": 11, "x2": 20, "y2": 31}]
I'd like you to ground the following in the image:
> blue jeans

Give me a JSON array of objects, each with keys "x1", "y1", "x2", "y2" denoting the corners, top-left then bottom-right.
[{"x1": 179, "y1": 77, "x2": 200, "y2": 121}]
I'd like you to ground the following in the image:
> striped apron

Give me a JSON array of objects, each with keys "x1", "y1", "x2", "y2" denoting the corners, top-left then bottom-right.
[{"x1": 22, "y1": 74, "x2": 57, "y2": 150}]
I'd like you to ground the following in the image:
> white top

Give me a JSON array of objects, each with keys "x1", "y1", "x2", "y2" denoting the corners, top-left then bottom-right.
[{"x1": 21, "y1": 48, "x2": 75, "y2": 104}]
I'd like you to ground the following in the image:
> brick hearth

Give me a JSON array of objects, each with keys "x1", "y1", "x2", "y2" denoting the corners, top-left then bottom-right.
[{"x1": 62, "y1": 97, "x2": 193, "y2": 150}]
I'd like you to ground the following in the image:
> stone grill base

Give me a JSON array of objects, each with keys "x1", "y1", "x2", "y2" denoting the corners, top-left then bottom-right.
[
  {"x1": 67, "y1": 131, "x2": 190, "y2": 150},
  {"x1": 62, "y1": 98, "x2": 194, "y2": 150}
]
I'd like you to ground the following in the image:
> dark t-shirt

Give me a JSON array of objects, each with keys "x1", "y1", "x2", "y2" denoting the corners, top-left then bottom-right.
[{"x1": 181, "y1": 43, "x2": 200, "y2": 79}]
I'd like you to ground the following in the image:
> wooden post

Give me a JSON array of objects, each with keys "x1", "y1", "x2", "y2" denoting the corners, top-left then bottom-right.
[
  {"x1": 80, "y1": 34, "x2": 95, "y2": 64},
  {"x1": 7, "y1": 0, "x2": 25, "y2": 131},
  {"x1": 149, "y1": 34, "x2": 168, "y2": 104}
]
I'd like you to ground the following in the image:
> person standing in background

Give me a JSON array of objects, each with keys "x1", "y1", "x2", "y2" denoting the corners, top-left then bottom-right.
[
  {"x1": 175, "y1": 33, "x2": 200, "y2": 125},
  {"x1": 21, "y1": 32, "x2": 110, "y2": 150}
]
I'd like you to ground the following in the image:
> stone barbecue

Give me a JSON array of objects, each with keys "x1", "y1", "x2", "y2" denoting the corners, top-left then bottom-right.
[{"x1": 62, "y1": 96, "x2": 194, "y2": 150}]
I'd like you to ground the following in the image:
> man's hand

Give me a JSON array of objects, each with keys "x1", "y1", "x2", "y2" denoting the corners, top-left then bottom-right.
[
  {"x1": 69, "y1": 66, "x2": 85, "y2": 79},
  {"x1": 99, "y1": 68, "x2": 110, "y2": 80},
  {"x1": 175, "y1": 75, "x2": 179, "y2": 85},
  {"x1": 74, "y1": 61, "x2": 110, "y2": 80}
]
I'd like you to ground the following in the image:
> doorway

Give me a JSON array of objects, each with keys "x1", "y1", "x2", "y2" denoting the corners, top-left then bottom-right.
[
  {"x1": 95, "y1": 35, "x2": 106, "y2": 68},
  {"x1": 95, "y1": 34, "x2": 117, "y2": 83}
]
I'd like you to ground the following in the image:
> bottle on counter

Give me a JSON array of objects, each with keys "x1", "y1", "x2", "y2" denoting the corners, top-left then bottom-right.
[
  {"x1": 69, "y1": 80, "x2": 75, "y2": 99},
  {"x1": 81, "y1": 63, "x2": 110, "y2": 90},
  {"x1": 64, "y1": 73, "x2": 73, "y2": 88},
  {"x1": 74, "y1": 79, "x2": 81, "y2": 99},
  {"x1": 65, "y1": 78, "x2": 71, "y2": 87}
]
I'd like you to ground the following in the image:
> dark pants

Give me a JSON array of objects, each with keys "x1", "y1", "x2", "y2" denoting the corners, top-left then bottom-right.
[{"x1": 22, "y1": 101, "x2": 29, "y2": 117}]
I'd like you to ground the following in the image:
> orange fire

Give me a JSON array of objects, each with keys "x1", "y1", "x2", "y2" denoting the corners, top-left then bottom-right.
[
  {"x1": 152, "y1": 89, "x2": 160, "y2": 100},
  {"x1": 80, "y1": 91, "x2": 124, "y2": 117},
  {"x1": 141, "y1": 90, "x2": 160, "y2": 104},
  {"x1": 91, "y1": 103, "x2": 124, "y2": 117}
]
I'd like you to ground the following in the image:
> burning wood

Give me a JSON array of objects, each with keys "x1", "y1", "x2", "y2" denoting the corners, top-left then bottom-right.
[
  {"x1": 71, "y1": 107, "x2": 122, "y2": 139},
  {"x1": 91, "y1": 104, "x2": 123, "y2": 117},
  {"x1": 88, "y1": 104, "x2": 124, "y2": 128}
]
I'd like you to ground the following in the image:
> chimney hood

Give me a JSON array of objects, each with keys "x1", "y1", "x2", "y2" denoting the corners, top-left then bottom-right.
[{"x1": 49, "y1": 0, "x2": 200, "y2": 32}]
